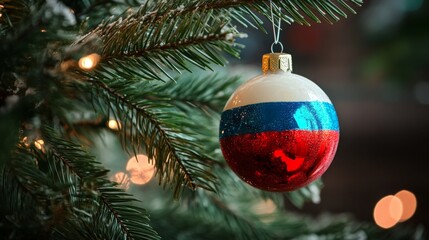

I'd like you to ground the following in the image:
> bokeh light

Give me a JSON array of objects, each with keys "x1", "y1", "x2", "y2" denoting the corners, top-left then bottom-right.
[
  {"x1": 60, "y1": 60, "x2": 74, "y2": 71},
  {"x1": 34, "y1": 139, "x2": 45, "y2": 150},
  {"x1": 21, "y1": 136, "x2": 30, "y2": 147},
  {"x1": 110, "y1": 172, "x2": 130, "y2": 190},
  {"x1": 107, "y1": 119, "x2": 121, "y2": 130},
  {"x1": 126, "y1": 154, "x2": 155, "y2": 185},
  {"x1": 78, "y1": 53, "x2": 100, "y2": 70},
  {"x1": 374, "y1": 195, "x2": 403, "y2": 229},
  {"x1": 252, "y1": 199, "x2": 277, "y2": 215},
  {"x1": 252, "y1": 199, "x2": 277, "y2": 223},
  {"x1": 388, "y1": 195, "x2": 403, "y2": 222},
  {"x1": 395, "y1": 190, "x2": 417, "y2": 222}
]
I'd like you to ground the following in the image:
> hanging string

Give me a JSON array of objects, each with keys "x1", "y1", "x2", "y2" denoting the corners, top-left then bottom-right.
[{"x1": 269, "y1": 0, "x2": 283, "y2": 53}]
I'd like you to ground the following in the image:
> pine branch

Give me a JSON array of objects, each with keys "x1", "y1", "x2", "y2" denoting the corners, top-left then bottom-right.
[
  {"x1": 42, "y1": 128, "x2": 160, "y2": 240},
  {"x1": 0, "y1": 0, "x2": 32, "y2": 33},
  {"x1": 147, "y1": 189, "x2": 274, "y2": 240},
  {"x1": 151, "y1": 185, "x2": 345, "y2": 240},
  {"x1": 203, "y1": 193, "x2": 273, "y2": 240},
  {"x1": 89, "y1": 79, "x2": 217, "y2": 197},
  {"x1": 76, "y1": 6, "x2": 242, "y2": 82},
  {"x1": 0, "y1": 146, "x2": 58, "y2": 239},
  {"x1": 117, "y1": 0, "x2": 361, "y2": 26},
  {"x1": 141, "y1": 75, "x2": 242, "y2": 114},
  {"x1": 149, "y1": 180, "x2": 424, "y2": 240},
  {"x1": 72, "y1": 0, "x2": 361, "y2": 84}
]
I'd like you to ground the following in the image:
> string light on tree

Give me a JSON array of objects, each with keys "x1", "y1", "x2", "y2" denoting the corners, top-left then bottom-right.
[
  {"x1": 21, "y1": 136, "x2": 30, "y2": 147},
  {"x1": 34, "y1": 139, "x2": 45, "y2": 150},
  {"x1": 126, "y1": 154, "x2": 155, "y2": 185},
  {"x1": 252, "y1": 199, "x2": 277, "y2": 223},
  {"x1": 219, "y1": 0, "x2": 339, "y2": 192},
  {"x1": 107, "y1": 119, "x2": 121, "y2": 130},
  {"x1": 78, "y1": 53, "x2": 100, "y2": 70},
  {"x1": 252, "y1": 199, "x2": 277, "y2": 215}
]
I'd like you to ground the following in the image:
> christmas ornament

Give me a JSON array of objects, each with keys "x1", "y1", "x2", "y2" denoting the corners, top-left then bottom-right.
[
  {"x1": 219, "y1": 0, "x2": 339, "y2": 191},
  {"x1": 220, "y1": 53, "x2": 339, "y2": 191},
  {"x1": 219, "y1": 53, "x2": 339, "y2": 192}
]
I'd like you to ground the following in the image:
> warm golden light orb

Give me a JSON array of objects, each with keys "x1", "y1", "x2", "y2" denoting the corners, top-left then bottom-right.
[
  {"x1": 373, "y1": 195, "x2": 403, "y2": 229},
  {"x1": 107, "y1": 119, "x2": 121, "y2": 130},
  {"x1": 395, "y1": 190, "x2": 417, "y2": 222},
  {"x1": 126, "y1": 154, "x2": 155, "y2": 185},
  {"x1": 78, "y1": 53, "x2": 100, "y2": 70},
  {"x1": 34, "y1": 139, "x2": 45, "y2": 150}
]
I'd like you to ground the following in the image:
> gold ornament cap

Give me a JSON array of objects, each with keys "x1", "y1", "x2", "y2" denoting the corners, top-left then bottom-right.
[{"x1": 262, "y1": 53, "x2": 292, "y2": 73}]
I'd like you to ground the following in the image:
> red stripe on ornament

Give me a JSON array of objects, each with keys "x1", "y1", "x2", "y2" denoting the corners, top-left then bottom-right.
[{"x1": 220, "y1": 130, "x2": 339, "y2": 192}]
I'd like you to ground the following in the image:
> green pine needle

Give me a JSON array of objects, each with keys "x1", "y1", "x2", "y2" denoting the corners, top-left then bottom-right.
[
  {"x1": 88, "y1": 79, "x2": 218, "y2": 198},
  {"x1": 76, "y1": 4, "x2": 242, "y2": 82},
  {"x1": 42, "y1": 128, "x2": 160, "y2": 240}
]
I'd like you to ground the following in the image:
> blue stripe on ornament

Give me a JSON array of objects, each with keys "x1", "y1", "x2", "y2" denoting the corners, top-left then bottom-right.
[{"x1": 219, "y1": 101, "x2": 339, "y2": 139}]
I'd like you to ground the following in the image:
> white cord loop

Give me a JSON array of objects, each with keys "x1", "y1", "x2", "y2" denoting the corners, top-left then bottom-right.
[
  {"x1": 269, "y1": 0, "x2": 283, "y2": 53},
  {"x1": 271, "y1": 42, "x2": 283, "y2": 53}
]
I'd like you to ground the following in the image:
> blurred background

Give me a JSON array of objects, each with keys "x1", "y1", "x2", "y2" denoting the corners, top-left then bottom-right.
[{"x1": 230, "y1": 0, "x2": 429, "y2": 230}]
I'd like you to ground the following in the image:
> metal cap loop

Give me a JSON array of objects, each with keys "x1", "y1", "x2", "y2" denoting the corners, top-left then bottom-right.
[
  {"x1": 262, "y1": 53, "x2": 292, "y2": 73},
  {"x1": 271, "y1": 42, "x2": 284, "y2": 53}
]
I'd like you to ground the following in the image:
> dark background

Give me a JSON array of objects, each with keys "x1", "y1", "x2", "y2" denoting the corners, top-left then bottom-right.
[{"x1": 232, "y1": 0, "x2": 429, "y2": 229}]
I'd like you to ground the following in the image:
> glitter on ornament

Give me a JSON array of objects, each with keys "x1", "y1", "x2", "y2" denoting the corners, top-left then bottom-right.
[{"x1": 219, "y1": 53, "x2": 339, "y2": 192}]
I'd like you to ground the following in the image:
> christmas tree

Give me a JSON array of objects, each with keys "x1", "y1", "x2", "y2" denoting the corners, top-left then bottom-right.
[{"x1": 0, "y1": 0, "x2": 422, "y2": 239}]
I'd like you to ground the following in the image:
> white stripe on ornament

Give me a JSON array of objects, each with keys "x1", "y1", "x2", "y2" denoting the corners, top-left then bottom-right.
[{"x1": 224, "y1": 72, "x2": 332, "y2": 111}]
